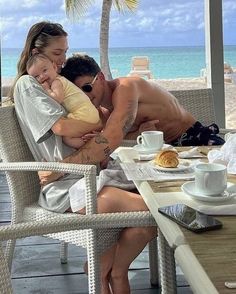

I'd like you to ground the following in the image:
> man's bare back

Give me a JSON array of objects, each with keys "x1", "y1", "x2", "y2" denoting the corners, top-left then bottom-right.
[{"x1": 111, "y1": 77, "x2": 196, "y2": 143}]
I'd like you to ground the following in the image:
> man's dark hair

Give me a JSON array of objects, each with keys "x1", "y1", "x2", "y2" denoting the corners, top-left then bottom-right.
[{"x1": 61, "y1": 54, "x2": 101, "y2": 83}]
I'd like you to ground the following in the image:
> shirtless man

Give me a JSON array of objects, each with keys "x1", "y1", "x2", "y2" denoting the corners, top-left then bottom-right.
[{"x1": 61, "y1": 54, "x2": 224, "y2": 146}]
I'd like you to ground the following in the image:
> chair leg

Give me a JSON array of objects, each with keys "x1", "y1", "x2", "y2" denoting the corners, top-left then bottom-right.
[
  {"x1": 0, "y1": 244, "x2": 13, "y2": 294},
  {"x1": 158, "y1": 230, "x2": 177, "y2": 294},
  {"x1": 4, "y1": 239, "x2": 16, "y2": 271},
  {"x1": 87, "y1": 229, "x2": 100, "y2": 294},
  {"x1": 148, "y1": 238, "x2": 160, "y2": 287},
  {"x1": 60, "y1": 241, "x2": 68, "y2": 264}
]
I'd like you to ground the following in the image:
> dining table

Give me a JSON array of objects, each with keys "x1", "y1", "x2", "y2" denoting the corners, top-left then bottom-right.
[{"x1": 117, "y1": 145, "x2": 236, "y2": 294}]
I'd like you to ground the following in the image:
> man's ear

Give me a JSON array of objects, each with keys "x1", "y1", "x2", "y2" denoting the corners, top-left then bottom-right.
[
  {"x1": 31, "y1": 48, "x2": 39, "y2": 55},
  {"x1": 98, "y1": 72, "x2": 105, "y2": 80}
]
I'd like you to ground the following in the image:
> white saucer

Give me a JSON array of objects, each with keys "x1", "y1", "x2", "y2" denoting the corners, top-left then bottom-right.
[
  {"x1": 149, "y1": 159, "x2": 192, "y2": 172},
  {"x1": 181, "y1": 181, "x2": 235, "y2": 202},
  {"x1": 133, "y1": 144, "x2": 171, "y2": 155}
]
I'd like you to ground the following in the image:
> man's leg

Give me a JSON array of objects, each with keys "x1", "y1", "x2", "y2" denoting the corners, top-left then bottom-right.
[
  {"x1": 110, "y1": 226, "x2": 157, "y2": 294},
  {"x1": 95, "y1": 187, "x2": 156, "y2": 294}
]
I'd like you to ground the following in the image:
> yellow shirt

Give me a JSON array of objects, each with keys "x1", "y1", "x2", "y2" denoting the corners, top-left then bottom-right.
[{"x1": 58, "y1": 76, "x2": 100, "y2": 124}]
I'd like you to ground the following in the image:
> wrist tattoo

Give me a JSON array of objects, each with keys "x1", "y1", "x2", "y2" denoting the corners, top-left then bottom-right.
[
  {"x1": 104, "y1": 146, "x2": 111, "y2": 158},
  {"x1": 95, "y1": 134, "x2": 109, "y2": 144}
]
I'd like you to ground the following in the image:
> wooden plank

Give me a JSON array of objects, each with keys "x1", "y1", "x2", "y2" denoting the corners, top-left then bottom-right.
[
  {"x1": 0, "y1": 211, "x2": 11, "y2": 222},
  {"x1": 0, "y1": 202, "x2": 11, "y2": 210},
  {"x1": 16, "y1": 236, "x2": 60, "y2": 246},
  {"x1": 11, "y1": 270, "x2": 192, "y2": 294},
  {"x1": 0, "y1": 194, "x2": 10, "y2": 202}
]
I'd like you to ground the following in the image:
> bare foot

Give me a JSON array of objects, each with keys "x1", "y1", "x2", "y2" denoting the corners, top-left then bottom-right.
[
  {"x1": 83, "y1": 261, "x2": 112, "y2": 294},
  {"x1": 110, "y1": 273, "x2": 130, "y2": 294}
]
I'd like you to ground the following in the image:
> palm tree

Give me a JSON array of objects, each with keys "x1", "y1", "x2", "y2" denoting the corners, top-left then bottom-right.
[{"x1": 65, "y1": 0, "x2": 138, "y2": 80}]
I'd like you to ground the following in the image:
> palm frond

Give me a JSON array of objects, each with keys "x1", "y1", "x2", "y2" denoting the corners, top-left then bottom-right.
[
  {"x1": 64, "y1": 0, "x2": 94, "y2": 20},
  {"x1": 113, "y1": 0, "x2": 138, "y2": 13}
]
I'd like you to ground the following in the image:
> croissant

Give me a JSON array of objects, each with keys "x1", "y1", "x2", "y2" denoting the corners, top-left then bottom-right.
[{"x1": 154, "y1": 150, "x2": 179, "y2": 168}]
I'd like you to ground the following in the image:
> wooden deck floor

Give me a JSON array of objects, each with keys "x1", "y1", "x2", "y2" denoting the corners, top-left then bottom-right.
[{"x1": 0, "y1": 171, "x2": 193, "y2": 293}]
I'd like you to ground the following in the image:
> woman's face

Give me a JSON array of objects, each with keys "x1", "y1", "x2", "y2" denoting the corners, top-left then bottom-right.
[{"x1": 42, "y1": 36, "x2": 68, "y2": 72}]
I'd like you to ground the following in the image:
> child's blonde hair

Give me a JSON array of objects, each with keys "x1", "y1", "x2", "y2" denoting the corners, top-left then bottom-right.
[{"x1": 26, "y1": 53, "x2": 51, "y2": 73}]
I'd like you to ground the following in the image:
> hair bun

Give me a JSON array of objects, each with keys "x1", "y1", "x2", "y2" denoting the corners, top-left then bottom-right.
[{"x1": 154, "y1": 150, "x2": 179, "y2": 168}]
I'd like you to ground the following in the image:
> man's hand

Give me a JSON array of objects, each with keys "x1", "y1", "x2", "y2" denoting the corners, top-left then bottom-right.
[
  {"x1": 81, "y1": 131, "x2": 100, "y2": 142},
  {"x1": 38, "y1": 170, "x2": 64, "y2": 186},
  {"x1": 138, "y1": 119, "x2": 160, "y2": 133}
]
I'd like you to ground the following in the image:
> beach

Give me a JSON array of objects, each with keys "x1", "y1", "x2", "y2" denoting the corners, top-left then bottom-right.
[{"x1": 2, "y1": 76, "x2": 236, "y2": 129}]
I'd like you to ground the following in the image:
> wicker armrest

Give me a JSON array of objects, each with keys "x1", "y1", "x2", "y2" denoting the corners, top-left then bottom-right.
[
  {"x1": 0, "y1": 161, "x2": 97, "y2": 213},
  {"x1": 0, "y1": 211, "x2": 156, "y2": 241},
  {"x1": 0, "y1": 161, "x2": 96, "y2": 175}
]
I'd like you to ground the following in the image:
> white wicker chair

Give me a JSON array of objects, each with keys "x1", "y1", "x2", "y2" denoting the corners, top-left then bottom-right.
[
  {"x1": 0, "y1": 214, "x2": 161, "y2": 294},
  {"x1": 0, "y1": 105, "x2": 159, "y2": 293},
  {"x1": 170, "y1": 88, "x2": 234, "y2": 137}
]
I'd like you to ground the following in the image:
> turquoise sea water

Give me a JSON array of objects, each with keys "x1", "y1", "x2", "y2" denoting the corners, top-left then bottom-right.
[{"x1": 2, "y1": 46, "x2": 236, "y2": 79}]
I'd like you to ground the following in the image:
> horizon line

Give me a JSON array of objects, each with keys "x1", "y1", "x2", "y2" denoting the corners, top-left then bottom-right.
[{"x1": 2, "y1": 44, "x2": 236, "y2": 50}]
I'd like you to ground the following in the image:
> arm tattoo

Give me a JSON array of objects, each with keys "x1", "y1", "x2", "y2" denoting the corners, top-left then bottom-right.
[
  {"x1": 95, "y1": 134, "x2": 111, "y2": 158},
  {"x1": 123, "y1": 113, "x2": 135, "y2": 135},
  {"x1": 122, "y1": 100, "x2": 136, "y2": 135},
  {"x1": 95, "y1": 134, "x2": 109, "y2": 144},
  {"x1": 104, "y1": 146, "x2": 112, "y2": 158}
]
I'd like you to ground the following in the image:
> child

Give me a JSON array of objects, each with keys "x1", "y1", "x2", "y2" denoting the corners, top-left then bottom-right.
[{"x1": 26, "y1": 53, "x2": 102, "y2": 149}]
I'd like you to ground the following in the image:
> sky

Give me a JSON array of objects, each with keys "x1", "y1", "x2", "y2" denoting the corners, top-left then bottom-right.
[{"x1": 1, "y1": 0, "x2": 236, "y2": 49}]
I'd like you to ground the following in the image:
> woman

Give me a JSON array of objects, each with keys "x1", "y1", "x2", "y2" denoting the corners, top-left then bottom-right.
[{"x1": 11, "y1": 21, "x2": 156, "y2": 294}]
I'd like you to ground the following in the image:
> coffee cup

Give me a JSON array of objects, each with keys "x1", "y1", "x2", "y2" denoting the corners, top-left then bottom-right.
[
  {"x1": 194, "y1": 163, "x2": 227, "y2": 196},
  {"x1": 136, "y1": 131, "x2": 163, "y2": 150}
]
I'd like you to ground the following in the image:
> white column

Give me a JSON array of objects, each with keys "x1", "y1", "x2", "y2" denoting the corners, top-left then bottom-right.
[{"x1": 205, "y1": 0, "x2": 225, "y2": 127}]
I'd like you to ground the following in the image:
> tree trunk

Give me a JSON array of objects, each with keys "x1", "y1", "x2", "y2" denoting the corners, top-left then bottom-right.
[{"x1": 100, "y1": 0, "x2": 113, "y2": 80}]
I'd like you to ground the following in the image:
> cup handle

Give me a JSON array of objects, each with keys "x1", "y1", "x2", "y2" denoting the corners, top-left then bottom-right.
[{"x1": 137, "y1": 135, "x2": 143, "y2": 145}]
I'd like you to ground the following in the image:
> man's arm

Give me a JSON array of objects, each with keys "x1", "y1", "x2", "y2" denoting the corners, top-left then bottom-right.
[
  {"x1": 52, "y1": 117, "x2": 102, "y2": 138},
  {"x1": 52, "y1": 83, "x2": 139, "y2": 164}
]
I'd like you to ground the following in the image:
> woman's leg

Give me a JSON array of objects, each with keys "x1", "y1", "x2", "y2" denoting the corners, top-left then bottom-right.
[
  {"x1": 96, "y1": 186, "x2": 149, "y2": 213},
  {"x1": 95, "y1": 187, "x2": 157, "y2": 294}
]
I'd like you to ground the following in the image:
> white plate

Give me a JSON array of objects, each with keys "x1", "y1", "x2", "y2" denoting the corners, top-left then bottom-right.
[
  {"x1": 133, "y1": 144, "x2": 172, "y2": 155},
  {"x1": 181, "y1": 181, "x2": 236, "y2": 202},
  {"x1": 149, "y1": 159, "x2": 192, "y2": 172}
]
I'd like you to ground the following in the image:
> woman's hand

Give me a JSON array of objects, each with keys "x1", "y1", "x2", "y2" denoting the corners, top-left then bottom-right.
[{"x1": 38, "y1": 170, "x2": 64, "y2": 186}]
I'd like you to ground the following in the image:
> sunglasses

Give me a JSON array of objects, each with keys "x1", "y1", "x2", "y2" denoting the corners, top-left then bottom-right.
[{"x1": 81, "y1": 74, "x2": 98, "y2": 93}]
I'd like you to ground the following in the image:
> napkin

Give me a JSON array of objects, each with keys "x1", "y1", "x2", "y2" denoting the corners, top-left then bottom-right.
[
  {"x1": 139, "y1": 145, "x2": 175, "y2": 161},
  {"x1": 178, "y1": 147, "x2": 206, "y2": 159},
  {"x1": 208, "y1": 133, "x2": 236, "y2": 174}
]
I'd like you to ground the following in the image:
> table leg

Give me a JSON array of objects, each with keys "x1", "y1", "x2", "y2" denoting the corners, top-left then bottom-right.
[{"x1": 158, "y1": 229, "x2": 177, "y2": 294}]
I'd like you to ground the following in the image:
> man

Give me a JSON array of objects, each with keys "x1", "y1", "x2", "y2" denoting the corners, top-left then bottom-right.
[{"x1": 61, "y1": 54, "x2": 224, "y2": 146}]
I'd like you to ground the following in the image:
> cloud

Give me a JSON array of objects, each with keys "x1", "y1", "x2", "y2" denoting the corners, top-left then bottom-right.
[{"x1": 1, "y1": 0, "x2": 235, "y2": 48}]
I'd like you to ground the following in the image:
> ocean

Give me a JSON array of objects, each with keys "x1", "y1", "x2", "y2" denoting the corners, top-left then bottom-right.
[{"x1": 2, "y1": 46, "x2": 236, "y2": 79}]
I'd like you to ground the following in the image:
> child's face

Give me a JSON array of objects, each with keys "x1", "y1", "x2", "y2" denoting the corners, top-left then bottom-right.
[{"x1": 28, "y1": 58, "x2": 58, "y2": 85}]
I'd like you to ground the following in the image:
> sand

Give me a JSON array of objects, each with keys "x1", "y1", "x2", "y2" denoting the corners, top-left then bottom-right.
[{"x1": 2, "y1": 76, "x2": 236, "y2": 128}]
